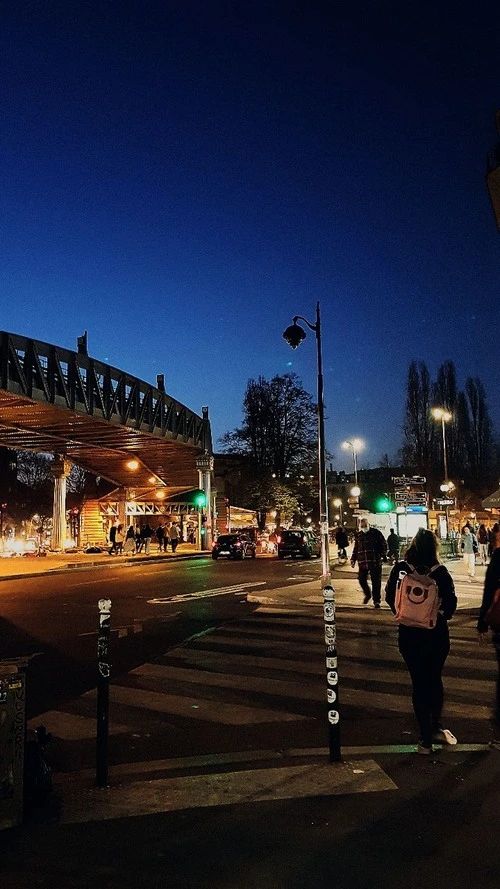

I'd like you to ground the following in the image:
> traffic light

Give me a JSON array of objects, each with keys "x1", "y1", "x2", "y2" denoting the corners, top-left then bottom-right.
[
  {"x1": 376, "y1": 495, "x2": 391, "y2": 512},
  {"x1": 193, "y1": 490, "x2": 207, "y2": 508}
]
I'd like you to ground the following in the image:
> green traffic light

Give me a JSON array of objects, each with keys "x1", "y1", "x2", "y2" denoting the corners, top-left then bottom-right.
[
  {"x1": 194, "y1": 490, "x2": 207, "y2": 507},
  {"x1": 376, "y1": 496, "x2": 391, "y2": 512}
]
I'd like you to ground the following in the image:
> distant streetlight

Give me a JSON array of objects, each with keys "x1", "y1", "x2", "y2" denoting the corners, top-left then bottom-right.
[
  {"x1": 333, "y1": 498, "x2": 343, "y2": 525},
  {"x1": 342, "y1": 438, "x2": 363, "y2": 486},
  {"x1": 432, "y1": 407, "x2": 452, "y2": 539},
  {"x1": 431, "y1": 408, "x2": 452, "y2": 482}
]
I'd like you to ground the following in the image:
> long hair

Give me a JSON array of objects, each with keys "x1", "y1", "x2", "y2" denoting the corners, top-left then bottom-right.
[{"x1": 404, "y1": 528, "x2": 440, "y2": 567}]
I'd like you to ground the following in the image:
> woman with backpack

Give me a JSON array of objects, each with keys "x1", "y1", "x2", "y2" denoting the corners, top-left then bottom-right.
[{"x1": 385, "y1": 528, "x2": 458, "y2": 754}]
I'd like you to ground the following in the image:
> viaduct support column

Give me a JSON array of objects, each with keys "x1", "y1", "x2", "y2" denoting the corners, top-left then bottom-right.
[
  {"x1": 196, "y1": 453, "x2": 214, "y2": 551},
  {"x1": 51, "y1": 456, "x2": 71, "y2": 551}
]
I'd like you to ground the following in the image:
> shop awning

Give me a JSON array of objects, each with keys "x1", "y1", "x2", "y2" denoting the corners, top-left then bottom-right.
[{"x1": 482, "y1": 488, "x2": 500, "y2": 509}]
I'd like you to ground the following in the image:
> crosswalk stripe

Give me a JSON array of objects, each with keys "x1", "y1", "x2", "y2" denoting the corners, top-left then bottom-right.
[
  {"x1": 84, "y1": 685, "x2": 311, "y2": 725},
  {"x1": 34, "y1": 609, "x2": 497, "y2": 747}
]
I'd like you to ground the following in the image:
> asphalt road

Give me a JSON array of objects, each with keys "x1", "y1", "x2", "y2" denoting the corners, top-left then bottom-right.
[{"x1": 0, "y1": 554, "x2": 321, "y2": 716}]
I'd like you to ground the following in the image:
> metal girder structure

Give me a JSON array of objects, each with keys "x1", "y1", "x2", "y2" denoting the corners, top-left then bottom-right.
[{"x1": 0, "y1": 332, "x2": 212, "y2": 490}]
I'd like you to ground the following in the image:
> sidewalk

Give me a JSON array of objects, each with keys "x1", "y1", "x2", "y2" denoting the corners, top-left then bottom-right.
[
  {"x1": 247, "y1": 556, "x2": 487, "y2": 612},
  {"x1": 0, "y1": 542, "x2": 207, "y2": 580}
]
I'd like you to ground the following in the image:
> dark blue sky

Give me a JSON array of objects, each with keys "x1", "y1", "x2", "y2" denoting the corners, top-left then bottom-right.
[{"x1": 1, "y1": 1, "x2": 499, "y2": 473}]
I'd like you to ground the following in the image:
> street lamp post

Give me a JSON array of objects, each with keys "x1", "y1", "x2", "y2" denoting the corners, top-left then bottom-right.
[
  {"x1": 283, "y1": 302, "x2": 330, "y2": 580},
  {"x1": 342, "y1": 438, "x2": 363, "y2": 487},
  {"x1": 284, "y1": 302, "x2": 341, "y2": 762},
  {"x1": 432, "y1": 407, "x2": 452, "y2": 538}
]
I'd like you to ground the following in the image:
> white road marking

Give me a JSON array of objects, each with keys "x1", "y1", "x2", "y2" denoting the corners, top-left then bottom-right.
[{"x1": 148, "y1": 581, "x2": 267, "y2": 604}]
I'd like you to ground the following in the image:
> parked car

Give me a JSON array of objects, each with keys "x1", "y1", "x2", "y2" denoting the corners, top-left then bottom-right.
[
  {"x1": 212, "y1": 533, "x2": 257, "y2": 560},
  {"x1": 277, "y1": 528, "x2": 321, "y2": 560}
]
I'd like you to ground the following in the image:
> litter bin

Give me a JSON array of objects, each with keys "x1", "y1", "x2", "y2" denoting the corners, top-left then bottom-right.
[{"x1": 0, "y1": 657, "x2": 29, "y2": 830}]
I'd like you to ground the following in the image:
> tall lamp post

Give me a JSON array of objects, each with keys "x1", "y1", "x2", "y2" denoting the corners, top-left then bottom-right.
[
  {"x1": 283, "y1": 302, "x2": 330, "y2": 580},
  {"x1": 432, "y1": 407, "x2": 452, "y2": 538},
  {"x1": 342, "y1": 438, "x2": 363, "y2": 487},
  {"x1": 283, "y1": 303, "x2": 341, "y2": 762}
]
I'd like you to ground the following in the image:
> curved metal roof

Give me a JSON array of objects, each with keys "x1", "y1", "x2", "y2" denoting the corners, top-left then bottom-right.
[{"x1": 0, "y1": 332, "x2": 212, "y2": 491}]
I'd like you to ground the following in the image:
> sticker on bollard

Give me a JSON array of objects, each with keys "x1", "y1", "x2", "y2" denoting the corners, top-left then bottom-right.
[{"x1": 322, "y1": 585, "x2": 341, "y2": 761}]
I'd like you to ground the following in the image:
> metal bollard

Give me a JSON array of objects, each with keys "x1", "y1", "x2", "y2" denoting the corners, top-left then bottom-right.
[
  {"x1": 96, "y1": 598, "x2": 111, "y2": 787},
  {"x1": 323, "y1": 584, "x2": 341, "y2": 762}
]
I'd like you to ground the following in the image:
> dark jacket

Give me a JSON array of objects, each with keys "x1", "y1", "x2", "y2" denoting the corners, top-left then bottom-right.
[
  {"x1": 335, "y1": 529, "x2": 348, "y2": 549},
  {"x1": 478, "y1": 548, "x2": 500, "y2": 634},
  {"x1": 385, "y1": 559, "x2": 457, "y2": 637}
]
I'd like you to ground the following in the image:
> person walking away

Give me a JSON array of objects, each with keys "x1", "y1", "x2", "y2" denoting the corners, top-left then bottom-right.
[
  {"x1": 115, "y1": 524, "x2": 124, "y2": 555},
  {"x1": 477, "y1": 524, "x2": 489, "y2": 565},
  {"x1": 351, "y1": 518, "x2": 387, "y2": 607},
  {"x1": 124, "y1": 525, "x2": 136, "y2": 554},
  {"x1": 156, "y1": 523, "x2": 165, "y2": 553},
  {"x1": 135, "y1": 526, "x2": 143, "y2": 553},
  {"x1": 163, "y1": 521, "x2": 171, "y2": 552},
  {"x1": 490, "y1": 523, "x2": 500, "y2": 557},
  {"x1": 477, "y1": 546, "x2": 500, "y2": 727},
  {"x1": 141, "y1": 522, "x2": 153, "y2": 555},
  {"x1": 461, "y1": 526, "x2": 477, "y2": 581},
  {"x1": 169, "y1": 521, "x2": 180, "y2": 552},
  {"x1": 108, "y1": 521, "x2": 117, "y2": 555},
  {"x1": 335, "y1": 527, "x2": 349, "y2": 561},
  {"x1": 387, "y1": 528, "x2": 400, "y2": 563},
  {"x1": 385, "y1": 528, "x2": 458, "y2": 753}
]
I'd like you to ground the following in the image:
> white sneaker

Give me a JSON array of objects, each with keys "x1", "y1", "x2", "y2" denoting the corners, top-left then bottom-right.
[{"x1": 433, "y1": 728, "x2": 457, "y2": 745}]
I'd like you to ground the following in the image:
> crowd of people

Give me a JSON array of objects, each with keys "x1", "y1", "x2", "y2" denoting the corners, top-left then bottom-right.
[{"x1": 108, "y1": 519, "x2": 197, "y2": 556}]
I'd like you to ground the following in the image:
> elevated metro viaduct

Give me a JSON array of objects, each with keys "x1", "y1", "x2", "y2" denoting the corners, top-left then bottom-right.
[{"x1": 0, "y1": 331, "x2": 214, "y2": 549}]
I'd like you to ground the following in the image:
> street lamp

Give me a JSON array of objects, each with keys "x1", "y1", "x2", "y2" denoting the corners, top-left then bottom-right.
[
  {"x1": 283, "y1": 303, "x2": 341, "y2": 763},
  {"x1": 431, "y1": 408, "x2": 452, "y2": 482},
  {"x1": 432, "y1": 407, "x2": 452, "y2": 539},
  {"x1": 333, "y1": 498, "x2": 343, "y2": 525},
  {"x1": 342, "y1": 438, "x2": 363, "y2": 487},
  {"x1": 283, "y1": 303, "x2": 330, "y2": 580}
]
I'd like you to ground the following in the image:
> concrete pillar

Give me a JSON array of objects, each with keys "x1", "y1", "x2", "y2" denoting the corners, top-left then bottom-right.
[
  {"x1": 196, "y1": 453, "x2": 214, "y2": 550},
  {"x1": 51, "y1": 456, "x2": 71, "y2": 550}
]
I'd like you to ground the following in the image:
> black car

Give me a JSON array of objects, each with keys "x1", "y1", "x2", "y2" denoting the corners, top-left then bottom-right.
[
  {"x1": 212, "y1": 534, "x2": 257, "y2": 560},
  {"x1": 277, "y1": 528, "x2": 321, "y2": 560}
]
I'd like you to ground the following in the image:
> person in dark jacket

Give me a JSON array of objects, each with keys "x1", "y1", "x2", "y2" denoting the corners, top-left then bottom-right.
[
  {"x1": 335, "y1": 527, "x2": 349, "y2": 561},
  {"x1": 351, "y1": 518, "x2": 387, "y2": 607},
  {"x1": 385, "y1": 527, "x2": 458, "y2": 754},
  {"x1": 477, "y1": 547, "x2": 500, "y2": 725}
]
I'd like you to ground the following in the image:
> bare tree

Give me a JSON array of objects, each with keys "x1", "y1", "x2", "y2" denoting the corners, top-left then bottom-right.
[
  {"x1": 219, "y1": 373, "x2": 318, "y2": 480},
  {"x1": 402, "y1": 361, "x2": 433, "y2": 472}
]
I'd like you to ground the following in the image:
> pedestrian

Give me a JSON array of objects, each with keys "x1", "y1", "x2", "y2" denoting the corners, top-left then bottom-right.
[
  {"x1": 477, "y1": 546, "x2": 500, "y2": 727},
  {"x1": 477, "y1": 524, "x2": 489, "y2": 565},
  {"x1": 108, "y1": 521, "x2": 117, "y2": 555},
  {"x1": 124, "y1": 525, "x2": 136, "y2": 554},
  {"x1": 169, "y1": 520, "x2": 180, "y2": 552},
  {"x1": 461, "y1": 525, "x2": 477, "y2": 581},
  {"x1": 385, "y1": 527, "x2": 458, "y2": 754},
  {"x1": 335, "y1": 526, "x2": 349, "y2": 561},
  {"x1": 350, "y1": 517, "x2": 387, "y2": 607},
  {"x1": 115, "y1": 524, "x2": 124, "y2": 555},
  {"x1": 387, "y1": 528, "x2": 400, "y2": 563},
  {"x1": 156, "y1": 523, "x2": 165, "y2": 553},
  {"x1": 490, "y1": 522, "x2": 500, "y2": 556},
  {"x1": 164, "y1": 521, "x2": 171, "y2": 552},
  {"x1": 141, "y1": 522, "x2": 153, "y2": 555},
  {"x1": 135, "y1": 526, "x2": 143, "y2": 553}
]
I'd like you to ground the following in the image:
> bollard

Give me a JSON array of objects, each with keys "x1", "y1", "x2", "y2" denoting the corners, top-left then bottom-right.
[
  {"x1": 96, "y1": 598, "x2": 111, "y2": 787},
  {"x1": 323, "y1": 584, "x2": 341, "y2": 762}
]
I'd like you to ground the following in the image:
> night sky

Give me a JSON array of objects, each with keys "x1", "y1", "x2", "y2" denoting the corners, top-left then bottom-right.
[{"x1": 1, "y1": 1, "x2": 499, "y2": 473}]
